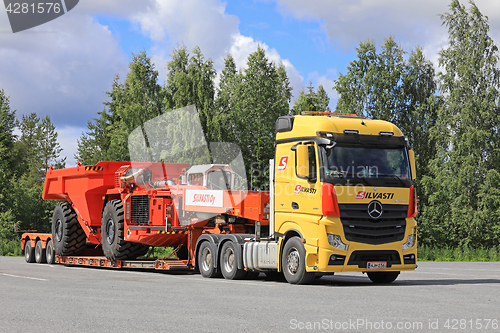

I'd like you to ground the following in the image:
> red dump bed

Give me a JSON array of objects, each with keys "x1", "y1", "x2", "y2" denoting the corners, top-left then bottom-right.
[
  {"x1": 43, "y1": 161, "x2": 127, "y2": 227},
  {"x1": 42, "y1": 161, "x2": 189, "y2": 228}
]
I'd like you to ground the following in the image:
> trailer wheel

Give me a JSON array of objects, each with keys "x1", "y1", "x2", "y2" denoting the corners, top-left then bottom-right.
[
  {"x1": 52, "y1": 202, "x2": 86, "y2": 256},
  {"x1": 198, "y1": 241, "x2": 221, "y2": 278},
  {"x1": 24, "y1": 241, "x2": 35, "y2": 263},
  {"x1": 282, "y1": 237, "x2": 315, "y2": 284},
  {"x1": 220, "y1": 241, "x2": 246, "y2": 280},
  {"x1": 367, "y1": 271, "x2": 399, "y2": 284},
  {"x1": 101, "y1": 200, "x2": 148, "y2": 260},
  {"x1": 35, "y1": 240, "x2": 46, "y2": 264},
  {"x1": 46, "y1": 240, "x2": 55, "y2": 264}
]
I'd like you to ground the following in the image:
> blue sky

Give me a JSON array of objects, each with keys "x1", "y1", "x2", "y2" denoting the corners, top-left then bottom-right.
[{"x1": 1, "y1": 0, "x2": 499, "y2": 166}]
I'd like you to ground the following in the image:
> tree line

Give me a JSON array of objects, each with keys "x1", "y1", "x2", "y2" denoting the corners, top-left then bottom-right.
[
  {"x1": 1, "y1": 0, "x2": 499, "y2": 250},
  {"x1": 0, "y1": 95, "x2": 65, "y2": 242}
]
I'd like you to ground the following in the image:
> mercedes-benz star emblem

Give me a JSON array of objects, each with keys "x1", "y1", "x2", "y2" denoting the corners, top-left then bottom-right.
[{"x1": 368, "y1": 200, "x2": 383, "y2": 219}]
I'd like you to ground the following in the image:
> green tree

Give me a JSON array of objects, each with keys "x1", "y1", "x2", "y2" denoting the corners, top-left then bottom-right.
[
  {"x1": 37, "y1": 115, "x2": 65, "y2": 174},
  {"x1": 229, "y1": 46, "x2": 292, "y2": 189},
  {"x1": 16, "y1": 113, "x2": 40, "y2": 177},
  {"x1": 214, "y1": 54, "x2": 241, "y2": 143},
  {"x1": 76, "y1": 52, "x2": 164, "y2": 163},
  {"x1": 0, "y1": 89, "x2": 17, "y2": 173},
  {"x1": 421, "y1": 0, "x2": 500, "y2": 247},
  {"x1": 292, "y1": 82, "x2": 331, "y2": 114},
  {"x1": 164, "y1": 45, "x2": 216, "y2": 142}
]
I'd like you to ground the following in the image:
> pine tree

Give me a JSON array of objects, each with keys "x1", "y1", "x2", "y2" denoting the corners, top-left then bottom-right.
[
  {"x1": 292, "y1": 82, "x2": 330, "y2": 114},
  {"x1": 232, "y1": 46, "x2": 292, "y2": 189},
  {"x1": 37, "y1": 115, "x2": 65, "y2": 174}
]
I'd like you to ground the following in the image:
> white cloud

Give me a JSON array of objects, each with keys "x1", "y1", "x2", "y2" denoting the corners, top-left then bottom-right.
[
  {"x1": 275, "y1": 0, "x2": 500, "y2": 61},
  {"x1": 0, "y1": 9, "x2": 128, "y2": 128},
  {"x1": 0, "y1": 0, "x2": 311, "y2": 165}
]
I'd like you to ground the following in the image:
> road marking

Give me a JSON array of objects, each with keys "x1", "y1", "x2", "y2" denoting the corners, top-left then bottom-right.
[{"x1": 0, "y1": 273, "x2": 48, "y2": 281}]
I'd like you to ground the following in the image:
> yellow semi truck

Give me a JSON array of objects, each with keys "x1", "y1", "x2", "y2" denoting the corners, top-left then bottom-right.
[{"x1": 265, "y1": 111, "x2": 417, "y2": 284}]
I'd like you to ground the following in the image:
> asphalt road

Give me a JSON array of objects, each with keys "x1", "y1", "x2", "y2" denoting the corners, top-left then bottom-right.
[{"x1": 1, "y1": 257, "x2": 500, "y2": 333}]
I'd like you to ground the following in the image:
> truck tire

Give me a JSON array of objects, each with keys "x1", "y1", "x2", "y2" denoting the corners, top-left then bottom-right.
[
  {"x1": 282, "y1": 237, "x2": 315, "y2": 284},
  {"x1": 367, "y1": 271, "x2": 399, "y2": 284},
  {"x1": 35, "y1": 240, "x2": 46, "y2": 264},
  {"x1": 220, "y1": 241, "x2": 246, "y2": 280},
  {"x1": 24, "y1": 241, "x2": 35, "y2": 263},
  {"x1": 52, "y1": 202, "x2": 86, "y2": 256},
  {"x1": 46, "y1": 240, "x2": 55, "y2": 264},
  {"x1": 198, "y1": 241, "x2": 221, "y2": 278},
  {"x1": 101, "y1": 200, "x2": 148, "y2": 260}
]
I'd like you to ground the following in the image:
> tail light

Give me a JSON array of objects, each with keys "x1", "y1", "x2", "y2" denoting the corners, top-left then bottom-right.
[
  {"x1": 322, "y1": 183, "x2": 340, "y2": 217},
  {"x1": 407, "y1": 185, "x2": 417, "y2": 218}
]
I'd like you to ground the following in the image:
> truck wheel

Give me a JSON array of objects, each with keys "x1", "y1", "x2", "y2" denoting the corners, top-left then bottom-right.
[
  {"x1": 367, "y1": 271, "x2": 399, "y2": 284},
  {"x1": 35, "y1": 240, "x2": 46, "y2": 264},
  {"x1": 101, "y1": 200, "x2": 148, "y2": 260},
  {"x1": 46, "y1": 240, "x2": 55, "y2": 264},
  {"x1": 198, "y1": 241, "x2": 221, "y2": 278},
  {"x1": 220, "y1": 241, "x2": 246, "y2": 280},
  {"x1": 282, "y1": 237, "x2": 315, "y2": 284},
  {"x1": 25, "y1": 241, "x2": 35, "y2": 263},
  {"x1": 52, "y1": 202, "x2": 86, "y2": 256}
]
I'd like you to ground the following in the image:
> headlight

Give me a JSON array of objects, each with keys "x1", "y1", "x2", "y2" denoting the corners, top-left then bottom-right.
[
  {"x1": 327, "y1": 234, "x2": 348, "y2": 251},
  {"x1": 402, "y1": 234, "x2": 415, "y2": 250}
]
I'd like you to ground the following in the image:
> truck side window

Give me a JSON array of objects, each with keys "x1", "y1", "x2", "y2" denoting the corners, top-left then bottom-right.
[{"x1": 308, "y1": 145, "x2": 317, "y2": 182}]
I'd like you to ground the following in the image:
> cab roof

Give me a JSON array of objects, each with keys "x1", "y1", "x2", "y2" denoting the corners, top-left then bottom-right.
[{"x1": 275, "y1": 113, "x2": 405, "y2": 141}]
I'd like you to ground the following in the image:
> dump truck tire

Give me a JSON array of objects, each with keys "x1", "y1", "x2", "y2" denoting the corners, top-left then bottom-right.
[
  {"x1": 101, "y1": 200, "x2": 148, "y2": 260},
  {"x1": 52, "y1": 202, "x2": 86, "y2": 256}
]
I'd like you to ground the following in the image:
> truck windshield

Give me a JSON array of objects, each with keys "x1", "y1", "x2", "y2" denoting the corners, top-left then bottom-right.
[{"x1": 320, "y1": 144, "x2": 411, "y2": 185}]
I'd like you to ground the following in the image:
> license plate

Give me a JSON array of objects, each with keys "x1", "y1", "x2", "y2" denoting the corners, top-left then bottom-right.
[{"x1": 367, "y1": 261, "x2": 387, "y2": 270}]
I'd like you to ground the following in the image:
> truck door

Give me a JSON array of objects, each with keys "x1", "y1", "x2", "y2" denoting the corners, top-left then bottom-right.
[{"x1": 291, "y1": 142, "x2": 321, "y2": 216}]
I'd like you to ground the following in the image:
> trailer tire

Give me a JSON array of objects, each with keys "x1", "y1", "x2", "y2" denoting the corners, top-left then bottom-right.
[
  {"x1": 101, "y1": 200, "x2": 148, "y2": 260},
  {"x1": 367, "y1": 271, "x2": 399, "y2": 284},
  {"x1": 220, "y1": 241, "x2": 246, "y2": 280},
  {"x1": 282, "y1": 237, "x2": 315, "y2": 285},
  {"x1": 46, "y1": 240, "x2": 55, "y2": 264},
  {"x1": 35, "y1": 240, "x2": 46, "y2": 264},
  {"x1": 52, "y1": 202, "x2": 86, "y2": 256},
  {"x1": 24, "y1": 241, "x2": 35, "y2": 263},
  {"x1": 198, "y1": 241, "x2": 221, "y2": 278}
]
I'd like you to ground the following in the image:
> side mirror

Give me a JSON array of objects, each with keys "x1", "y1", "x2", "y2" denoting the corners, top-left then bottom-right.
[
  {"x1": 408, "y1": 150, "x2": 417, "y2": 180},
  {"x1": 296, "y1": 145, "x2": 309, "y2": 178}
]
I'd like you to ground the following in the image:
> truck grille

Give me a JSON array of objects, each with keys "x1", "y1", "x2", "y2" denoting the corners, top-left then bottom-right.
[
  {"x1": 131, "y1": 195, "x2": 149, "y2": 225},
  {"x1": 339, "y1": 204, "x2": 407, "y2": 245}
]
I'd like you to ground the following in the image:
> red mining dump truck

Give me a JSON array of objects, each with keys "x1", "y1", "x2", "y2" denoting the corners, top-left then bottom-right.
[{"x1": 22, "y1": 160, "x2": 269, "y2": 274}]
